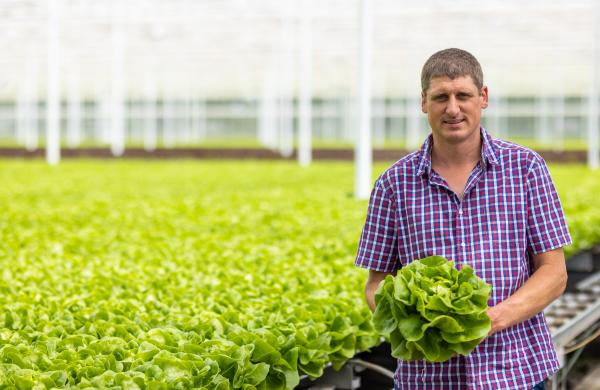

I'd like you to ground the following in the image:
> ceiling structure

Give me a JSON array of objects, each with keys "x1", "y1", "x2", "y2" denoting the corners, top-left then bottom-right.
[{"x1": 0, "y1": 0, "x2": 598, "y2": 100}]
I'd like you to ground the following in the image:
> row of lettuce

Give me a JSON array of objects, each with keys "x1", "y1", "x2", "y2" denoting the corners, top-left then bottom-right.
[{"x1": 0, "y1": 161, "x2": 598, "y2": 389}]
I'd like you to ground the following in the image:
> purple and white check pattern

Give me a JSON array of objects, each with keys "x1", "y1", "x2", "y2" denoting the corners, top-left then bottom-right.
[{"x1": 355, "y1": 128, "x2": 571, "y2": 389}]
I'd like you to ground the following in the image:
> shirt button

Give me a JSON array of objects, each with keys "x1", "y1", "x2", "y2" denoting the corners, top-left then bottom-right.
[
  {"x1": 460, "y1": 241, "x2": 466, "y2": 247},
  {"x1": 458, "y1": 209, "x2": 463, "y2": 215}
]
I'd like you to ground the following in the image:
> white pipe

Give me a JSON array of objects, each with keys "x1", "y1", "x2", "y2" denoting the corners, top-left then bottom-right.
[
  {"x1": 298, "y1": 0, "x2": 312, "y2": 166},
  {"x1": 278, "y1": 0, "x2": 295, "y2": 158},
  {"x1": 373, "y1": 97, "x2": 386, "y2": 147},
  {"x1": 16, "y1": 80, "x2": 27, "y2": 146},
  {"x1": 536, "y1": 94, "x2": 551, "y2": 146},
  {"x1": 97, "y1": 92, "x2": 111, "y2": 145},
  {"x1": 344, "y1": 94, "x2": 353, "y2": 143},
  {"x1": 193, "y1": 98, "x2": 207, "y2": 142},
  {"x1": 554, "y1": 95, "x2": 566, "y2": 152},
  {"x1": 373, "y1": 66, "x2": 387, "y2": 147},
  {"x1": 25, "y1": 62, "x2": 39, "y2": 152},
  {"x1": 46, "y1": 0, "x2": 60, "y2": 165},
  {"x1": 355, "y1": 0, "x2": 372, "y2": 199},
  {"x1": 110, "y1": 3, "x2": 125, "y2": 156},
  {"x1": 406, "y1": 97, "x2": 421, "y2": 150},
  {"x1": 66, "y1": 65, "x2": 82, "y2": 148},
  {"x1": 588, "y1": 0, "x2": 600, "y2": 169},
  {"x1": 162, "y1": 88, "x2": 176, "y2": 148},
  {"x1": 143, "y1": 70, "x2": 157, "y2": 151}
]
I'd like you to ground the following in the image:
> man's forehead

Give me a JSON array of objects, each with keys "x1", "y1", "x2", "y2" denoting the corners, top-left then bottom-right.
[{"x1": 426, "y1": 75, "x2": 479, "y2": 94}]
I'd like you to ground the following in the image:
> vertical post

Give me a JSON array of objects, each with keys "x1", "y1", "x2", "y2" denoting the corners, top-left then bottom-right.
[
  {"x1": 97, "y1": 90, "x2": 111, "y2": 145},
  {"x1": 25, "y1": 60, "x2": 39, "y2": 151},
  {"x1": 143, "y1": 70, "x2": 157, "y2": 151},
  {"x1": 489, "y1": 95, "x2": 502, "y2": 139},
  {"x1": 554, "y1": 94, "x2": 566, "y2": 152},
  {"x1": 373, "y1": 66, "x2": 387, "y2": 147},
  {"x1": 46, "y1": 0, "x2": 60, "y2": 165},
  {"x1": 16, "y1": 80, "x2": 27, "y2": 146},
  {"x1": 344, "y1": 93, "x2": 354, "y2": 143},
  {"x1": 406, "y1": 96, "x2": 421, "y2": 150},
  {"x1": 162, "y1": 84, "x2": 176, "y2": 148},
  {"x1": 373, "y1": 97, "x2": 386, "y2": 147},
  {"x1": 278, "y1": 0, "x2": 295, "y2": 158},
  {"x1": 110, "y1": 2, "x2": 126, "y2": 156},
  {"x1": 588, "y1": 0, "x2": 600, "y2": 169},
  {"x1": 186, "y1": 95, "x2": 194, "y2": 145},
  {"x1": 298, "y1": 0, "x2": 312, "y2": 166},
  {"x1": 355, "y1": 0, "x2": 372, "y2": 199},
  {"x1": 193, "y1": 98, "x2": 207, "y2": 143},
  {"x1": 536, "y1": 93, "x2": 552, "y2": 148},
  {"x1": 67, "y1": 63, "x2": 82, "y2": 148},
  {"x1": 259, "y1": 76, "x2": 278, "y2": 149}
]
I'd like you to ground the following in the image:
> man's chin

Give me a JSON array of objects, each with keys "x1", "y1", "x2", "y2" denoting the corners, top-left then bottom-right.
[{"x1": 436, "y1": 127, "x2": 478, "y2": 143}]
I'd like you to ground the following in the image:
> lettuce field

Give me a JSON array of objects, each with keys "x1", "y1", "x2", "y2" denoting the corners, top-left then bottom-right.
[{"x1": 0, "y1": 160, "x2": 599, "y2": 389}]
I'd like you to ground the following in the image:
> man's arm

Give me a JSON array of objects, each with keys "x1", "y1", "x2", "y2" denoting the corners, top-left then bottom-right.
[
  {"x1": 487, "y1": 247, "x2": 567, "y2": 335},
  {"x1": 365, "y1": 270, "x2": 396, "y2": 312}
]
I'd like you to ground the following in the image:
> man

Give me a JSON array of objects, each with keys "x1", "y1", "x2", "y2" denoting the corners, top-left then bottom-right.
[{"x1": 355, "y1": 48, "x2": 571, "y2": 389}]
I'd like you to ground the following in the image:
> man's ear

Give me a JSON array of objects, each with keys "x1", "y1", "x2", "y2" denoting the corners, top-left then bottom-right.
[
  {"x1": 480, "y1": 86, "x2": 489, "y2": 109},
  {"x1": 421, "y1": 91, "x2": 427, "y2": 113}
]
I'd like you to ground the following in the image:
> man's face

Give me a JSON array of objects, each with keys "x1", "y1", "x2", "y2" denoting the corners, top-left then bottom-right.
[{"x1": 421, "y1": 75, "x2": 488, "y2": 144}]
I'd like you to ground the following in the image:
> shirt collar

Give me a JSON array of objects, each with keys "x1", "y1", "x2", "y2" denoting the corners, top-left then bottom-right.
[{"x1": 416, "y1": 127, "x2": 499, "y2": 178}]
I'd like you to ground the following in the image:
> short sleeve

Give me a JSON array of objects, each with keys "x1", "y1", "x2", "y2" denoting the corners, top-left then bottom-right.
[
  {"x1": 355, "y1": 176, "x2": 400, "y2": 272},
  {"x1": 526, "y1": 156, "x2": 572, "y2": 254}
]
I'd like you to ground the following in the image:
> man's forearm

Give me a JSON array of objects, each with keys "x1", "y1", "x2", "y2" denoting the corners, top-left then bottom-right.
[
  {"x1": 366, "y1": 282, "x2": 379, "y2": 312},
  {"x1": 365, "y1": 270, "x2": 394, "y2": 312},
  {"x1": 487, "y1": 248, "x2": 567, "y2": 334}
]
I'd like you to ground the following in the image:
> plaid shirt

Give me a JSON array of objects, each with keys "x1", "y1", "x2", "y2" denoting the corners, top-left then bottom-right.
[{"x1": 355, "y1": 128, "x2": 571, "y2": 389}]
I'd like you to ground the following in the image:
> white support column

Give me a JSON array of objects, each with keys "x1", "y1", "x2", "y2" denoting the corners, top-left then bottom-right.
[
  {"x1": 373, "y1": 97, "x2": 386, "y2": 147},
  {"x1": 162, "y1": 88, "x2": 176, "y2": 148},
  {"x1": 66, "y1": 64, "x2": 82, "y2": 148},
  {"x1": 343, "y1": 93, "x2": 354, "y2": 143},
  {"x1": 110, "y1": 3, "x2": 126, "y2": 156},
  {"x1": 373, "y1": 66, "x2": 387, "y2": 147},
  {"x1": 143, "y1": 70, "x2": 157, "y2": 151},
  {"x1": 46, "y1": 0, "x2": 60, "y2": 165},
  {"x1": 489, "y1": 95, "x2": 503, "y2": 139},
  {"x1": 298, "y1": 0, "x2": 312, "y2": 166},
  {"x1": 192, "y1": 98, "x2": 207, "y2": 142},
  {"x1": 355, "y1": 0, "x2": 372, "y2": 199},
  {"x1": 180, "y1": 92, "x2": 194, "y2": 146},
  {"x1": 174, "y1": 97, "x2": 184, "y2": 146},
  {"x1": 16, "y1": 80, "x2": 27, "y2": 146},
  {"x1": 406, "y1": 96, "x2": 421, "y2": 150},
  {"x1": 97, "y1": 91, "x2": 112, "y2": 145},
  {"x1": 183, "y1": 91, "x2": 193, "y2": 145},
  {"x1": 554, "y1": 94, "x2": 566, "y2": 152},
  {"x1": 259, "y1": 77, "x2": 278, "y2": 149},
  {"x1": 588, "y1": 0, "x2": 600, "y2": 169},
  {"x1": 278, "y1": 0, "x2": 295, "y2": 158},
  {"x1": 25, "y1": 62, "x2": 39, "y2": 151},
  {"x1": 536, "y1": 94, "x2": 552, "y2": 147},
  {"x1": 258, "y1": 87, "x2": 268, "y2": 146}
]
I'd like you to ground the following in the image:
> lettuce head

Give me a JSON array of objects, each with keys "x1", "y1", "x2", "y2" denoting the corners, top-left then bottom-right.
[{"x1": 372, "y1": 256, "x2": 492, "y2": 362}]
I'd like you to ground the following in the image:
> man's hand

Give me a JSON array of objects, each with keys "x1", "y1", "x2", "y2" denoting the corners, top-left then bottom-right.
[
  {"x1": 365, "y1": 270, "x2": 395, "y2": 312},
  {"x1": 487, "y1": 305, "x2": 508, "y2": 335},
  {"x1": 486, "y1": 247, "x2": 567, "y2": 335}
]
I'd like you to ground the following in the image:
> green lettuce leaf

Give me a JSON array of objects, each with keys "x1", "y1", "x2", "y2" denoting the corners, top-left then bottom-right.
[{"x1": 372, "y1": 256, "x2": 492, "y2": 362}]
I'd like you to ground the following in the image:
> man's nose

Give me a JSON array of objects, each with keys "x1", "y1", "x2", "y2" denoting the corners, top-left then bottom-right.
[{"x1": 445, "y1": 96, "x2": 460, "y2": 116}]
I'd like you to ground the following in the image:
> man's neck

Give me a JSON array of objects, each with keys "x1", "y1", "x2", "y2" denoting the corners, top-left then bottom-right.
[{"x1": 431, "y1": 131, "x2": 482, "y2": 169}]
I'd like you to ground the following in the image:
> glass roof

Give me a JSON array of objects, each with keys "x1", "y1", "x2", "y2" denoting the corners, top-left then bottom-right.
[{"x1": 0, "y1": 0, "x2": 597, "y2": 99}]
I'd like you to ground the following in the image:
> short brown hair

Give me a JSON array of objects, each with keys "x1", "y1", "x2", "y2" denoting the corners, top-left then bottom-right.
[{"x1": 421, "y1": 48, "x2": 484, "y2": 93}]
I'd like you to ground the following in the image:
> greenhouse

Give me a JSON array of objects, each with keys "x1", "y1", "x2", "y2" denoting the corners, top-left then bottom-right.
[{"x1": 1, "y1": 1, "x2": 600, "y2": 389}]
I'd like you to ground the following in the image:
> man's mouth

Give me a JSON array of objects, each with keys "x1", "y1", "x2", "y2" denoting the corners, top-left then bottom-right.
[{"x1": 443, "y1": 119, "x2": 464, "y2": 125}]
